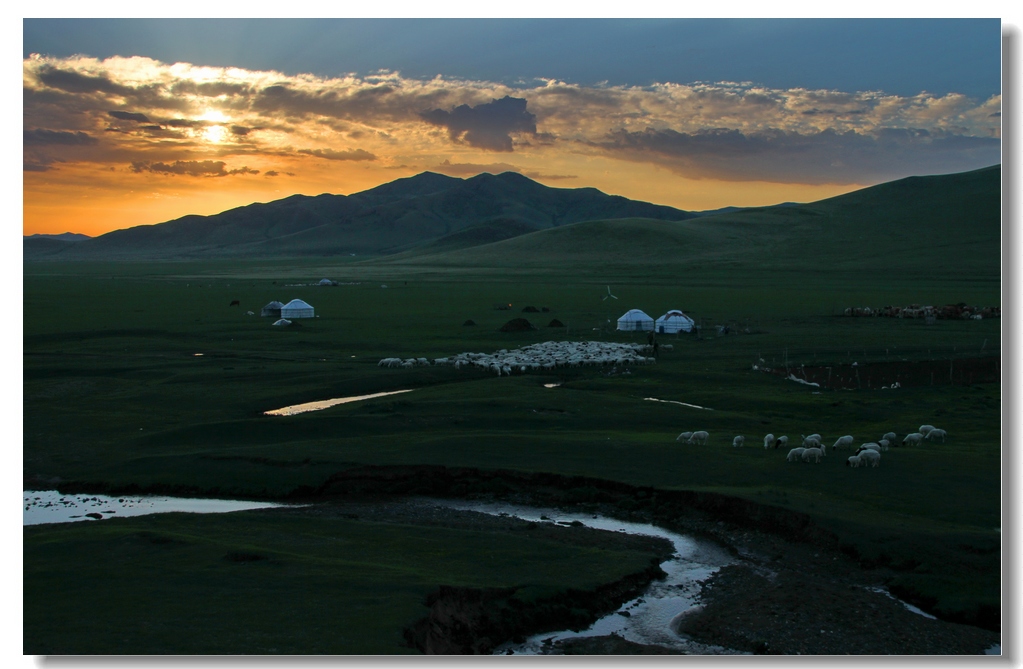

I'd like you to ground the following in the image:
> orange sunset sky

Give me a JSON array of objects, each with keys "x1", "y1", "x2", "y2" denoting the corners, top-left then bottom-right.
[{"x1": 23, "y1": 19, "x2": 1002, "y2": 237}]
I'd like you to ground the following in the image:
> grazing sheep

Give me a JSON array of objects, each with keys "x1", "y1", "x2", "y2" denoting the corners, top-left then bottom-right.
[
  {"x1": 676, "y1": 431, "x2": 694, "y2": 442},
  {"x1": 878, "y1": 439, "x2": 891, "y2": 451},
  {"x1": 882, "y1": 431, "x2": 897, "y2": 445},
  {"x1": 903, "y1": 432, "x2": 925, "y2": 447},
  {"x1": 786, "y1": 447, "x2": 806, "y2": 463},
  {"x1": 858, "y1": 443, "x2": 882, "y2": 453},
  {"x1": 858, "y1": 449, "x2": 881, "y2": 467},
  {"x1": 763, "y1": 433, "x2": 775, "y2": 449},
  {"x1": 925, "y1": 428, "x2": 947, "y2": 443},
  {"x1": 688, "y1": 431, "x2": 709, "y2": 445},
  {"x1": 775, "y1": 436, "x2": 789, "y2": 450},
  {"x1": 833, "y1": 435, "x2": 854, "y2": 451},
  {"x1": 801, "y1": 447, "x2": 823, "y2": 463},
  {"x1": 919, "y1": 425, "x2": 937, "y2": 436},
  {"x1": 732, "y1": 435, "x2": 745, "y2": 448},
  {"x1": 801, "y1": 435, "x2": 822, "y2": 449},
  {"x1": 846, "y1": 455, "x2": 862, "y2": 468}
]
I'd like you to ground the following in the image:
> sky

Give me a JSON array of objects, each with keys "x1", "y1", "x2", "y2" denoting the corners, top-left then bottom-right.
[{"x1": 21, "y1": 17, "x2": 1003, "y2": 237}]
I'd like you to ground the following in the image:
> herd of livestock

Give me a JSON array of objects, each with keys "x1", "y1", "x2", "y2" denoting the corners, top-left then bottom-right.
[
  {"x1": 676, "y1": 425, "x2": 949, "y2": 468},
  {"x1": 378, "y1": 341, "x2": 667, "y2": 375},
  {"x1": 843, "y1": 303, "x2": 1000, "y2": 320}
]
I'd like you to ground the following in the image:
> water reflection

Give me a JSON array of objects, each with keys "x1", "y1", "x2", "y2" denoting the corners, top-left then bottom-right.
[
  {"x1": 24, "y1": 490, "x2": 286, "y2": 526},
  {"x1": 645, "y1": 397, "x2": 713, "y2": 411},
  {"x1": 264, "y1": 389, "x2": 414, "y2": 416},
  {"x1": 431, "y1": 500, "x2": 739, "y2": 655}
]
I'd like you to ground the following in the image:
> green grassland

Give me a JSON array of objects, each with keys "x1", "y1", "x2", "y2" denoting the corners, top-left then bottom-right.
[
  {"x1": 24, "y1": 260, "x2": 1001, "y2": 641},
  {"x1": 23, "y1": 167, "x2": 1002, "y2": 651},
  {"x1": 25, "y1": 509, "x2": 663, "y2": 654}
]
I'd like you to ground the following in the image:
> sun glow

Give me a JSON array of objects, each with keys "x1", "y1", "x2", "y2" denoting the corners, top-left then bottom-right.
[{"x1": 202, "y1": 125, "x2": 228, "y2": 143}]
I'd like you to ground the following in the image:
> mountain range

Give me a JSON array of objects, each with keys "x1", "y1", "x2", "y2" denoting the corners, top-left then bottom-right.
[
  {"x1": 24, "y1": 166, "x2": 1000, "y2": 274},
  {"x1": 24, "y1": 171, "x2": 695, "y2": 261}
]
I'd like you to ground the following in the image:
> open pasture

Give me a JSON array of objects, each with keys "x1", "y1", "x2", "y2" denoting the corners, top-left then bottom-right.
[{"x1": 24, "y1": 258, "x2": 1002, "y2": 644}]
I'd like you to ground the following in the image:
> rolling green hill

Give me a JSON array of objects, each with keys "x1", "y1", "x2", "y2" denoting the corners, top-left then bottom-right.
[{"x1": 380, "y1": 165, "x2": 1000, "y2": 278}]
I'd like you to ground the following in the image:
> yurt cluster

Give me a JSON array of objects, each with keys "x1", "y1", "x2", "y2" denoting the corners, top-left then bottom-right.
[
  {"x1": 261, "y1": 299, "x2": 315, "y2": 326},
  {"x1": 617, "y1": 309, "x2": 695, "y2": 333}
]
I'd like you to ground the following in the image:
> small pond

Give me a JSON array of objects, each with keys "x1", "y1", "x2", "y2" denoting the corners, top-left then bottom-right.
[
  {"x1": 264, "y1": 389, "x2": 414, "y2": 416},
  {"x1": 23, "y1": 490, "x2": 287, "y2": 526}
]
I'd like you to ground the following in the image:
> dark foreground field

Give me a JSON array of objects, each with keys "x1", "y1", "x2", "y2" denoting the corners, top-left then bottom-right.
[{"x1": 23, "y1": 258, "x2": 1001, "y2": 654}]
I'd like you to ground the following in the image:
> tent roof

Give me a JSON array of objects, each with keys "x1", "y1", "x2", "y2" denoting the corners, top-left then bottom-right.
[
  {"x1": 263, "y1": 301, "x2": 285, "y2": 309},
  {"x1": 318, "y1": 279, "x2": 333, "y2": 284},
  {"x1": 272, "y1": 319, "x2": 292, "y2": 326},
  {"x1": 282, "y1": 299, "x2": 313, "y2": 309},
  {"x1": 657, "y1": 310, "x2": 693, "y2": 321},
  {"x1": 618, "y1": 309, "x2": 653, "y2": 321}
]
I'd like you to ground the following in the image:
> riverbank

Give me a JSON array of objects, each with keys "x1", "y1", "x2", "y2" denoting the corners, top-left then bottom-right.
[{"x1": 27, "y1": 466, "x2": 1001, "y2": 655}]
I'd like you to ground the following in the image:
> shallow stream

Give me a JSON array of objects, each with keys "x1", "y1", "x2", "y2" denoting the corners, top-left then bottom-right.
[{"x1": 431, "y1": 500, "x2": 742, "y2": 655}]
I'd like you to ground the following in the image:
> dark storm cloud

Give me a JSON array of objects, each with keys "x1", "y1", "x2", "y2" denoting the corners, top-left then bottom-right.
[
  {"x1": 108, "y1": 111, "x2": 151, "y2": 122},
  {"x1": 36, "y1": 64, "x2": 137, "y2": 96},
  {"x1": 24, "y1": 128, "x2": 99, "y2": 146},
  {"x1": 420, "y1": 96, "x2": 536, "y2": 152},
  {"x1": 297, "y1": 148, "x2": 376, "y2": 161},
  {"x1": 169, "y1": 80, "x2": 252, "y2": 97},
  {"x1": 130, "y1": 160, "x2": 259, "y2": 177},
  {"x1": 250, "y1": 82, "x2": 446, "y2": 122},
  {"x1": 599, "y1": 127, "x2": 1001, "y2": 184}
]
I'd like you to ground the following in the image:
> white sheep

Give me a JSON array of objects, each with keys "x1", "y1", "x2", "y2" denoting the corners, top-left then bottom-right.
[
  {"x1": 846, "y1": 455, "x2": 862, "y2": 468},
  {"x1": 801, "y1": 447, "x2": 823, "y2": 463},
  {"x1": 763, "y1": 433, "x2": 775, "y2": 449},
  {"x1": 676, "y1": 431, "x2": 693, "y2": 442},
  {"x1": 801, "y1": 435, "x2": 822, "y2": 449},
  {"x1": 775, "y1": 435, "x2": 789, "y2": 450},
  {"x1": 732, "y1": 435, "x2": 745, "y2": 448},
  {"x1": 878, "y1": 439, "x2": 891, "y2": 451},
  {"x1": 858, "y1": 449, "x2": 881, "y2": 467},
  {"x1": 833, "y1": 435, "x2": 854, "y2": 450},
  {"x1": 858, "y1": 443, "x2": 881, "y2": 452},
  {"x1": 919, "y1": 424, "x2": 937, "y2": 436},
  {"x1": 882, "y1": 431, "x2": 897, "y2": 444},
  {"x1": 902, "y1": 432, "x2": 924, "y2": 446},
  {"x1": 786, "y1": 447, "x2": 806, "y2": 462},
  {"x1": 925, "y1": 428, "x2": 947, "y2": 443},
  {"x1": 688, "y1": 431, "x2": 709, "y2": 445}
]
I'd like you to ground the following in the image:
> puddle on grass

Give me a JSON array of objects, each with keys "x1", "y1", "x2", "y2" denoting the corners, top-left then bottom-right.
[
  {"x1": 264, "y1": 389, "x2": 414, "y2": 416},
  {"x1": 24, "y1": 490, "x2": 287, "y2": 526},
  {"x1": 644, "y1": 397, "x2": 714, "y2": 411},
  {"x1": 430, "y1": 500, "x2": 741, "y2": 655},
  {"x1": 543, "y1": 383, "x2": 561, "y2": 388}
]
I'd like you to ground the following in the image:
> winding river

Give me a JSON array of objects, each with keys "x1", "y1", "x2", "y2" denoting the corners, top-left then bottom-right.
[{"x1": 432, "y1": 499, "x2": 742, "y2": 655}]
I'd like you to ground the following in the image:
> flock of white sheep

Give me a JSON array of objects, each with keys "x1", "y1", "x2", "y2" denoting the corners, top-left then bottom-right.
[
  {"x1": 379, "y1": 341, "x2": 662, "y2": 376},
  {"x1": 676, "y1": 425, "x2": 949, "y2": 468}
]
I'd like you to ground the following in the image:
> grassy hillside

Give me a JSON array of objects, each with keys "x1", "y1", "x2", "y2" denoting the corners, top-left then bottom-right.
[{"x1": 380, "y1": 165, "x2": 1000, "y2": 279}]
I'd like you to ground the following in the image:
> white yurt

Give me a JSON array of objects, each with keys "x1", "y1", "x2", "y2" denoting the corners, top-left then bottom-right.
[
  {"x1": 655, "y1": 310, "x2": 696, "y2": 334},
  {"x1": 281, "y1": 299, "x2": 315, "y2": 319},
  {"x1": 318, "y1": 278, "x2": 335, "y2": 286},
  {"x1": 272, "y1": 318, "x2": 293, "y2": 327},
  {"x1": 616, "y1": 309, "x2": 655, "y2": 332},
  {"x1": 260, "y1": 300, "x2": 285, "y2": 318}
]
